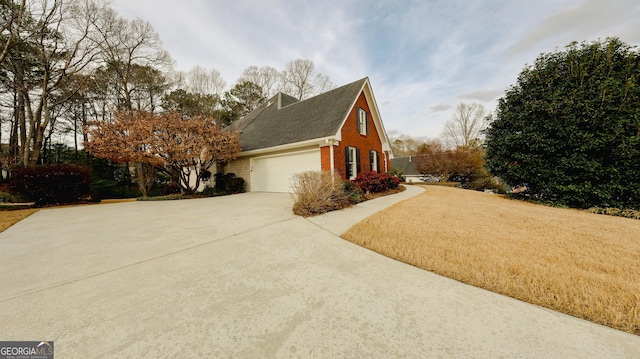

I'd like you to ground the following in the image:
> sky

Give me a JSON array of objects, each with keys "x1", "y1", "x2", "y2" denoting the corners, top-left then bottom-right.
[{"x1": 110, "y1": 0, "x2": 640, "y2": 140}]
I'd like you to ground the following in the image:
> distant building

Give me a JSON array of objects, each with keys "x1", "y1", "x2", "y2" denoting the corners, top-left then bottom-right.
[{"x1": 390, "y1": 156, "x2": 439, "y2": 183}]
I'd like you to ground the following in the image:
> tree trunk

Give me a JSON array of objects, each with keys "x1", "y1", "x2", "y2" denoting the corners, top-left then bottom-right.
[
  {"x1": 73, "y1": 112, "x2": 78, "y2": 158},
  {"x1": 135, "y1": 162, "x2": 156, "y2": 197},
  {"x1": 82, "y1": 102, "x2": 88, "y2": 143},
  {"x1": 17, "y1": 83, "x2": 26, "y2": 164},
  {"x1": 8, "y1": 88, "x2": 16, "y2": 160},
  {"x1": 28, "y1": 97, "x2": 49, "y2": 167},
  {"x1": 9, "y1": 103, "x2": 19, "y2": 161}
]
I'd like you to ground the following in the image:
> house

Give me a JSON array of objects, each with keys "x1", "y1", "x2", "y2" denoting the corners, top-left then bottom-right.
[
  {"x1": 219, "y1": 77, "x2": 393, "y2": 192},
  {"x1": 390, "y1": 156, "x2": 439, "y2": 183}
]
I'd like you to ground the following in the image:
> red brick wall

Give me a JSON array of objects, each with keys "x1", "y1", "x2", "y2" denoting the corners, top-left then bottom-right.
[
  {"x1": 320, "y1": 146, "x2": 331, "y2": 171},
  {"x1": 322, "y1": 92, "x2": 385, "y2": 179}
]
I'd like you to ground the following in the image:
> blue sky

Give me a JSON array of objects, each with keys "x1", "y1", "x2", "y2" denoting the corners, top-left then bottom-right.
[{"x1": 111, "y1": 0, "x2": 640, "y2": 140}]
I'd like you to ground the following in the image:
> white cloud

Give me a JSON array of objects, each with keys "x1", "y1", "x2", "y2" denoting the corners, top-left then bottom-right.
[
  {"x1": 508, "y1": 0, "x2": 640, "y2": 57},
  {"x1": 459, "y1": 90, "x2": 504, "y2": 102},
  {"x1": 109, "y1": 0, "x2": 640, "y2": 139},
  {"x1": 431, "y1": 104, "x2": 452, "y2": 112},
  {"x1": 113, "y1": 0, "x2": 366, "y2": 85}
]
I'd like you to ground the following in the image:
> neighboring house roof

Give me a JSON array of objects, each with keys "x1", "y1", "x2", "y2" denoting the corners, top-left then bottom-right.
[
  {"x1": 227, "y1": 78, "x2": 386, "y2": 153},
  {"x1": 390, "y1": 156, "x2": 424, "y2": 176}
]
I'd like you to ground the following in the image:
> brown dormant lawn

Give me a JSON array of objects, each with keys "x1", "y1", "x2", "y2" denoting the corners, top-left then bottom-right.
[
  {"x1": 0, "y1": 209, "x2": 38, "y2": 233},
  {"x1": 0, "y1": 199, "x2": 137, "y2": 234},
  {"x1": 342, "y1": 185, "x2": 640, "y2": 335}
]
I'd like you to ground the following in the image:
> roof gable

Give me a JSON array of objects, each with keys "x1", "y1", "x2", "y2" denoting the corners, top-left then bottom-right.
[{"x1": 229, "y1": 78, "x2": 368, "y2": 152}]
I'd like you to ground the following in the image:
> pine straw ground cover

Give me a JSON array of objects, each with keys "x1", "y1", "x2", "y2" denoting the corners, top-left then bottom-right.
[{"x1": 342, "y1": 185, "x2": 640, "y2": 335}]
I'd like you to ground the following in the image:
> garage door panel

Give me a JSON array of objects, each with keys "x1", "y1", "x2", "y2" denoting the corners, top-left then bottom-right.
[{"x1": 251, "y1": 150, "x2": 320, "y2": 192}]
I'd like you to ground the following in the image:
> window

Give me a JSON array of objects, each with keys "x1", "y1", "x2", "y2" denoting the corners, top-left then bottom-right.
[
  {"x1": 369, "y1": 150, "x2": 379, "y2": 172},
  {"x1": 345, "y1": 146, "x2": 360, "y2": 180},
  {"x1": 357, "y1": 108, "x2": 368, "y2": 135}
]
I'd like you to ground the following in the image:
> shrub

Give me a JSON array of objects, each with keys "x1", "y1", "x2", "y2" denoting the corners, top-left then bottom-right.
[
  {"x1": 199, "y1": 170, "x2": 212, "y2": 182},
  {"x1": 213, "y1": 172, "x2": 245, "y2": 194},
  {"x1": 199, "y1": 185, "x2": 218, "y2": 197},
  {"x1": 341, "y1": 180, "x2": 364, "y2": 204},
  {"x1": 587, "y1": 207, "x2": 640, "y2": 220},
  {"x1": 90, "y1": 178, "x2": 142, "y2": 201},
  {"x1": 384, "y1": 173, "x2": 401, "y2": 190},
  {"x1": 352, "y1": 171, "x2": 401, "y2": 193},
  {"x1": 466, "y1": 167, "x2": 507, "y2": 193},
  {"x1": 291, "y1": 171, "x2": 349, "y2": 217},
  {"x1": 11, "y1": 164, "x2": 91, "y2": 206},
  {"x1": 388, "y1": 167, "x2": 406, "y2": 182},
  {"x1": 213, "y1": 172, "x2": 226, "y2": 192},
  {"x1": 88, "y1": 157, "x2": 142, "y2": 200},
  {"x1": 226, "y1": 174, "x2": 245, "y2": 194},
  {"x1": 161, "y1": 182, "x2": 182, "y2": 195},
  {"x1": 0, "y1": 191, "x2": 18, "y2": 203}
]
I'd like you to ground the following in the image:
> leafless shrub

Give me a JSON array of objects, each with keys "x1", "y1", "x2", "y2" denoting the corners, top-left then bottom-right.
[{"x1": 291, "y1": 171, "x2": 349, "y2": 217}]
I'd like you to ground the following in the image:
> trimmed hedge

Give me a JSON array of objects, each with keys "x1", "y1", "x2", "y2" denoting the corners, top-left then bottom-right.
[
  {"x1": 11, "y1": 164, "x2": 91, "y2": 206},
  {"x1": 352, "y1": 171, "x2": 401, "y2": 193}
]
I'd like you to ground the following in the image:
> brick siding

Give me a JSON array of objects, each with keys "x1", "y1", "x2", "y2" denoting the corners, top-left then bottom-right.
[{"x1": 322, "y1": 92, "x2": 388, "y2": 179}]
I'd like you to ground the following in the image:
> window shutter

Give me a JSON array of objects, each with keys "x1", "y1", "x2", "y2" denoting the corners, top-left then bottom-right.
[
  {"x1": 366, "y1": 112, "x2": 370, "y2": 136},
  {"x1": 345, "y1": 146, "x2": 351, "y2": 179},
  {"x1": 376, "y1": 151, "x2": 380, "y2": 172},
  {"x1": 356, "y1": 148, "x2": 361, "y2": 175}
]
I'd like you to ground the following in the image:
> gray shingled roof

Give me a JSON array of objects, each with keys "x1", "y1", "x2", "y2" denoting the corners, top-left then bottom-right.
[
  {"x1": 227, "y1": 78, "x2": 368, "y2": 152},
  {"x1": 390, "y1": 156, "x2": 422, "y2": 175}
]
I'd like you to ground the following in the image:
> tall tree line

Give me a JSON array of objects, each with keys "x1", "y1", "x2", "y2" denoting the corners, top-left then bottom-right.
[
  {"x1": 0, "y1": 0, "x2": 333, "y2": 168},
  {"x1": 0, "y1": 0, "x2": 172, "y2": 167}
]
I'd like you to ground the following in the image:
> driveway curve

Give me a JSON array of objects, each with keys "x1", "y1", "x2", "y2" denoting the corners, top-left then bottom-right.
[{"x1": 1, "y1": 186, "x2": 639, "y2": 358}]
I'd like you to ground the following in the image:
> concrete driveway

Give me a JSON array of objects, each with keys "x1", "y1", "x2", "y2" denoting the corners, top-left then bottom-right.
[{"x1": 1, "y1": 187, "x2": 639, "y2": 358}]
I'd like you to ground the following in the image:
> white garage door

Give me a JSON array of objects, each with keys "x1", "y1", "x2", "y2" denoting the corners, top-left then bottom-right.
[{"x1": 250, "y1": 149, "x2": 321, "y2": 192}]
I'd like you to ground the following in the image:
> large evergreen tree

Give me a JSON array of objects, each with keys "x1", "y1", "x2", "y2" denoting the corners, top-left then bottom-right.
[{"x1": 485, "y1": 38, "x2": 640, "y2": 209}]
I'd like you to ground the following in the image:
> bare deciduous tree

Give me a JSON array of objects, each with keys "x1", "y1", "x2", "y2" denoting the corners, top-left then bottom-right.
[
  {"x1": 279, "y1": 59, "x2": 334, "y2": 100},
  {"x1": 184, "y1": 65, "x2": 226, "y2": 96},
  {"x1": 390, "y1": 134, "x2": 431, "y2": 156},
  {"x1": 88, "y1": 5, "x2": 172, "y2": 111},
  {"x1": 442, "y1": 102, "x2": 488, "y2": 148},
  {"x1": 207, "y1": 68, "x2": 226, "y2": 96},
  {"x1": 238, "y1": 65, "x2": 279, "y2": 98}
]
